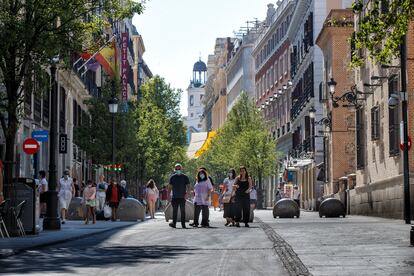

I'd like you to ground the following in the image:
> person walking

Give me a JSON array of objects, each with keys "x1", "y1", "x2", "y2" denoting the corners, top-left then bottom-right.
[
  {"x1": 160, "y1": 185, "x2": 169, "y2": 210},
  {"x1": 38, "y1": 170, "x2": 48, "y2": 218},
  {"x1": 145, "y1": 179, "x2": 159, "y2": 219},
  {"x1": 275, "y1": 186, "x2": 282, "y2": 204},
  {"x1": 293, "y1": 186, "x2": 301, "y2": 208},
  {"x1": 250, "y1": 185, "x2": 257, "y2": 211},
  {"x1": 106, "y1": 179, "x2": 123, "y2": 221},
  {"x1": 120, "y1": 180, "x2": 129, "y2": 198},
  {"x1": 222, "y1": 169, "x2": 236, "y2": 226},
  {"x1": 83, "y1": 180, "x2": 96, "y2": 224},
  {"x1": 96, "y1": 175, "x2": 108, "y2": 212},
  {"x1": 190, "y1": 169, "x2": 213, "y2": 228},
  {"x1": 168, "y1": 163, "x2": 190, "y2": 229},
  {"x1": 233, "y1": 166, "x2": 253, "y2": 228},
  {"x1": 73, "y1": 178, "x2": 81, "y2": 197},
  {"x1": 57, "y1": 170, "x2": 75, "y2": 224}
]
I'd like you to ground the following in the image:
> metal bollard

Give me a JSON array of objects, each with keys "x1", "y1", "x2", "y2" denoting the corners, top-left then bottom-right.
[{"x1": 410, "y1": 225, "x2": 414, "y2": 246}]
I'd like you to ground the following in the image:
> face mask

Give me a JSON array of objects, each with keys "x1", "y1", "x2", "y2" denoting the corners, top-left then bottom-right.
[
  {"x1": 64, "y1": 175, "x2": 68, "y2": 180},
  {"x1": 228, "y1": 173, "x2": 232, "y2": 178},
  {"x1": 176, "y1": 170, "x2": 182, "y2": 175},
  {"x1": 200, "y1": 174, "x2": 206, "y2": 180}
]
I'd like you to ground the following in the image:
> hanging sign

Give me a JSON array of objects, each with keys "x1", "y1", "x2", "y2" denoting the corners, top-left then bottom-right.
[{"x1": 121, "y1": 32, "x2": 129, "y2": 102}]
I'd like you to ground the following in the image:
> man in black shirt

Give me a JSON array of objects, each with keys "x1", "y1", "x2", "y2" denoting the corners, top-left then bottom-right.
[{"x1": 168, "y1": 163, "x2": 190, "y2": 228}]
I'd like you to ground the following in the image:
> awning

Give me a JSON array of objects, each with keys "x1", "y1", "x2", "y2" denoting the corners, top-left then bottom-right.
[{"x1": 186, "y1": 131, "x2": 217, "y2": 159}]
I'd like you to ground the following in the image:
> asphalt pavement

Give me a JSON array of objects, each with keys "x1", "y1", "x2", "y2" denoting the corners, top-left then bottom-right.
[{"x1": 0, "y1": 209, "x2": 413, "y2": 276}]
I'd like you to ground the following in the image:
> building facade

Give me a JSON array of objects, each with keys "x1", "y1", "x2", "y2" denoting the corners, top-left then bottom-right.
[{"x1": 316, "y1": 9, "x2": 356, "y2": 209}]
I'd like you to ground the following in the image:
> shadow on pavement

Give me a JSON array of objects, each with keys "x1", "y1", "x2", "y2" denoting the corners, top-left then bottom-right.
[{"x1": 0, "y1": 245, "x2": 196, "y2": 274}]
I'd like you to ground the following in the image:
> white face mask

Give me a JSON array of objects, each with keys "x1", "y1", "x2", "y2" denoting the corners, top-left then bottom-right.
[
  {"x1": 64, "y1": 175, "x2": 68, "y2": 180},
  {"x1": 200, "y1": 174, "x2": 206, "y2": 180},
  {"x1": 228, "y1": 173, "x2": 232, "y2": 178}
]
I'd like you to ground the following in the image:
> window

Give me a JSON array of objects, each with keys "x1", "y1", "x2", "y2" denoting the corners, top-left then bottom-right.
[
  {"x1": 371, "y1": 106, "x2": 380, "y2": 140},
  {"x1": 190, "y1": 95, "x2": 194, "y2": 106},
  {"x1": 388, "y1": 75, "x2": 400, "y2": 156},
  {"x1": 271, "y1": 66, "x2": 274, "y2": 86},
  {"x1": 284, "y1": 53, "x2": 288, "y2": 75},
  {"x1": 356, "y1": 107, "x2": 365, "y2": 169},
  {"x1": 191, "y1": 113, "x2": 193, "y2": 118},
  {"x1": 274, "y1": 62, "x2": 278, "y2": 83}
]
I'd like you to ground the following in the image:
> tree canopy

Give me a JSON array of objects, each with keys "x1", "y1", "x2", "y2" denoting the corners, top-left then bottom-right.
[{"x1": 194, "y1": 92, "x2": 277, "y2": 185}]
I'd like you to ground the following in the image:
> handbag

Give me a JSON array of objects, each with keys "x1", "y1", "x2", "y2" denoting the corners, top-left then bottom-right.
[
  {"x1": 103, "y1": 204, "x2": 112, "y2": 218},
  {"x1": 222, "y1": 195, "x2": 231, "y2": 203}
]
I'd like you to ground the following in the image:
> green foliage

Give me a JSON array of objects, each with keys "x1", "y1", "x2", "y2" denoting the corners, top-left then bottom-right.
[
  {"x1": 135, "y1": 76, "x2": 187, "y2": 185},
  {"x1": 351, "y1": 0, "x2": 414, "y2": 67},
  {"x1": 197, "y1": 92, "x2": 277, "y2": 183}
]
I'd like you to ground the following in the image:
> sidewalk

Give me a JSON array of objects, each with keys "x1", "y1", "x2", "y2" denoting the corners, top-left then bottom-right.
[
  {"x1": 255, "y1": 210, "x2": 414, "y2": 276},
  {"x1": 0, "y1": 219, "x2": 139, "y2": 258}
]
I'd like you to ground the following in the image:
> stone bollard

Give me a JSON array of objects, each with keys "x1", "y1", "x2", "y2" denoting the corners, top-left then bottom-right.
[
  {"x1": 410, "y1": 225, "x2": 414, "y2": 247},
  {"x1": 67, "y1": 197, "x2": 85, "y2": 220},
  {"x1": 164, "y1": 200, "x2": 194, "y2": 222},
  {"x1": 117, "y1": 198, "x2": 146, "y2": 222},
  {"x1": 273, "y1": 198, "x2": 300, "y2": 218},
  {"x1": 319, "y1": 198, "x2": 346, "y2": 218}
]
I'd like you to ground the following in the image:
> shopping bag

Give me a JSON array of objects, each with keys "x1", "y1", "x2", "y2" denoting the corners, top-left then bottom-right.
[{"x1": 103, "y1": 204, "x2": 112, "y2": 218}]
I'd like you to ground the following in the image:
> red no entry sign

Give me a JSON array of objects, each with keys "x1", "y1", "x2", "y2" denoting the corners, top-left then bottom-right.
[
  {"x1": 400, "y1": 136, "x2": 412, "y2": 151},
  {"x1": 23, "y1": 138, "x2": 40, "y2": 155}
]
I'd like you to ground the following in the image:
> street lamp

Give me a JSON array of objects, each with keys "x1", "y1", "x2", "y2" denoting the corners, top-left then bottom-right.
[
  {"x1": 327, "y1": 78, "x2": 337, "y2": 95},
  {"x1": 43, "y1": 57, "x2": 61, "y2": 230},
  {"x1": 309, "y1": 106, "x2": 316, "y2": 152},
  {"x1": 309, "y1": 106, "x2": 316, "y2": 119},
  {"x1": 108, "y1": 96, "x2": 118, "y2": 178}
]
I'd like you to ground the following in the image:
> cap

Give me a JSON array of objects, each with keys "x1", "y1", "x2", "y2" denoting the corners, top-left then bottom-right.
[{"x1": 174, "y1": 163, "x2": 182, "y2": 168}]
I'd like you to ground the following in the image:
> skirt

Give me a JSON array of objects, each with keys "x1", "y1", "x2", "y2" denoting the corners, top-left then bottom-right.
[
  {"x1": 223, "y1": 202, "x2": 233, "y2": 218},
  {"x1": 86, "y1": 199, "x2": 96, "y2": 207},
  {"x1": 59, "y1": 195, "x2": 72, "y2": 210},
  {"x1": 109, "y1": 202, "x2": 119, "y2": 208}
]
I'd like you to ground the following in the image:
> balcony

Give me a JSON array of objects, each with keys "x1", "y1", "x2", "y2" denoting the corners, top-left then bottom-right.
[{"x1": 72, "y1": 55, "x2": 100, "y2": 97}]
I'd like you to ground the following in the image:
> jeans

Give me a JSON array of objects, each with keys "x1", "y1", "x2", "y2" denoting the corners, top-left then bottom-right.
[
  {"x1": 193, "y1": 203, "x2": 209, "y2": 226},
  {"x1": 171, "y1": 198, "x2": 186, "y2": 226},
  {"x1": 96, "y1": 195, "x2": 106, "y2": 211},
  {"x1": 235, "y1": 196, "x2": 250, "y2": 224}
]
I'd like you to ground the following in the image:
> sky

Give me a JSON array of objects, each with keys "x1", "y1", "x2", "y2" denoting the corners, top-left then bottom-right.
[{"x1": 132, "y1": 0, "x2": 272, "y2": 116}]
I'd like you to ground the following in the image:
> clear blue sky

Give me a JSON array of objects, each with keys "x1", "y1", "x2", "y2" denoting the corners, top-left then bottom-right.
[{"x1": 133, "y1": 0, "x2": 272, "y2": 116}]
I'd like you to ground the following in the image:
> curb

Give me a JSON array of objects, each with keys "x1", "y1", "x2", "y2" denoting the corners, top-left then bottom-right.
[{"x1": 0, "y1": 223, "x2": 136, "y2": 258}]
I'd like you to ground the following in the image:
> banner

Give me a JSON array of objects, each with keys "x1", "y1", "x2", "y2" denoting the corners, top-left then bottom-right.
[
  {"x1": 121, "y1": 32, "x2": 129, "y2": 101},
  {"x1": 95, "y1": 41, "x2": 117, "y2": 78}
]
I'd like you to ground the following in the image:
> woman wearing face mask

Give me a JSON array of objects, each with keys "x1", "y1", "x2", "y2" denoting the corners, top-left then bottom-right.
[
  {"x1": 83, "y1": 180, "x2": 96, "y2": 224},
  {"x1": 57, "y1": 170, "x2": 75, "y2": 224},
  {"x1": 106, "y1": 179, "x2": 123, "y2": 221},
  {"x1": 222, "y1": 168, "x2": 236, "y2": 226},
  {"x1": 145, "y1": 179, "x2": 159, "y2": 219},
  {"x1": 190, "y1": 169, "x2": 213, "y2": 228},
  {"x1": 233, "y1": 166, "x2": 253, "y2": 227}
]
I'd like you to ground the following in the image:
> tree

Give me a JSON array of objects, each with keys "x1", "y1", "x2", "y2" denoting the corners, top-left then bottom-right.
[
  {"x1": 135, "y1": 76, "x2": 187, "y2": 186},
  {"x1": 351, "y1": 0, "x2": 414, "y2": 66},
  {"x1": 0, "y1": 0, "x2": 143, "y2": 197},
  {"x1": 198, "y1": 92, "x2": 277, "y2": 206}
]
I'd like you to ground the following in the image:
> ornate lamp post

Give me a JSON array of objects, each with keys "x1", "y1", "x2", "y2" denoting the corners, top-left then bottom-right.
[{"x1": 108, "y1": 96, "x2": 118, "y2": 178}]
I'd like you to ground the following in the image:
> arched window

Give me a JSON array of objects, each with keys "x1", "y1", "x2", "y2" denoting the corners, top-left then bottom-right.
[{"x1": 190, "y1": 95, "x2": 194, "y2": 106}]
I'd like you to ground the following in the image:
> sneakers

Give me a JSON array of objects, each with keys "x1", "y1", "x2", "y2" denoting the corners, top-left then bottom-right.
[
  {"x1": 189, "y1": 223, "x2": 198, "y2": 227},
  {"x1": 169, "y1": 223, "x2": 176, "y2": 228}
]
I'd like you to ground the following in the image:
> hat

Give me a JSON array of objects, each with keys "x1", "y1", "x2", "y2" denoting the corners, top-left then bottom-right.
[
  {"x1": 63, "y1": 170, "x2": 70, "y2": 175},
  {"x1": 174, "y1": 163, "x2": 182, "y2": 168}
]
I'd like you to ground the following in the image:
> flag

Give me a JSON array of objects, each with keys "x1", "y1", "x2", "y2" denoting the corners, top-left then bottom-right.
[
  {"x1": 95, "y1": 41, "x2": 117, "y2": 78},
  {"x1": 80, "y1": 52, "x2": 92, "y2": 60}
]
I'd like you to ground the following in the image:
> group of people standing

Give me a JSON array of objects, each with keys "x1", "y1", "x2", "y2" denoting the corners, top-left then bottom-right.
[{"x1": 167, "y1": 163, "x2": 254, "y2": 229}]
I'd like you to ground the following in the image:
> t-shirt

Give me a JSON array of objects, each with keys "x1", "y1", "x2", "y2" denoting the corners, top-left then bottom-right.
[
  {"x1": 111, "y1": 185, "x2": 119, "y2": 203},
  {"x1": 223, "y1": 177, "x2": 235, "y2": 196},
  {"x1": 293, "y1": 189, "x2": 301, "y2": 200},
  {"x1": 39, "y1": 178, "x2": 48, "y2": 193},
  {"x1": 169, "y1": 174, "x2": 190, "y2": 199},
  {"x1": 194, "y1": 179, "x2": 213, "y2": 205},
  {"x1": 97, "y1": 182, "x2": 108, "y2": 198}
]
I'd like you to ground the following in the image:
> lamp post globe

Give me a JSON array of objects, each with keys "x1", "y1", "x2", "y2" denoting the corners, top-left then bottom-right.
[
  {"x1": 327, "y1": 78, "x2": 337, "y2": 95},
  {"x1": 309, "y1": 106, "x2": 316, "y2": 119},
  {"x1": 108, "y1": 97, "x2": 118, "y2": 113}
]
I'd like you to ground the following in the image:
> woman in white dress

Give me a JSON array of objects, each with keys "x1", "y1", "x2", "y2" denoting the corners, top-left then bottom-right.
[
  {"x1": 57, "y1": 170, "x2": 75, "y2": 224},
  {"x1": 222, "y1": 168, "x2": 236, "y2": 226}
]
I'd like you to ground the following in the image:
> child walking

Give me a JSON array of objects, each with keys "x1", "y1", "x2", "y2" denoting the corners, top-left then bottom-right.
[{"x1": 83, "y1": 180, "x2": 96, "y2": 224}]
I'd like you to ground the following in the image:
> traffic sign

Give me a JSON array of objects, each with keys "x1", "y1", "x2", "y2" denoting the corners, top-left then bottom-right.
[
  {"x1": 400, "y1": 136, "x2": 412, "y2": 151},
  {"x1": 32, "y1": 130, "x2": 48, "y2": 142},
  {"x1": 23, "y1": 138, "x2": 40, "y2": 155}
]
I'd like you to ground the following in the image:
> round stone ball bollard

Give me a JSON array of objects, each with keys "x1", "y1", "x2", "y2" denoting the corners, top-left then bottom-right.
[
  {"x1": 117, "y1": 198, "x2": 146, "y2": 222},
  {"x1": 164, "y1": 200, "x2": 194, "y2": 222},
  {"x1": 319, "y1": 198, "x2": 346, "y2": 218},
  {"x1": 67, "y1": 197, "x2": 85, "y2": 220},
  {"x1": 273, "y1": 198, "x2": 300, "y2": 218}
]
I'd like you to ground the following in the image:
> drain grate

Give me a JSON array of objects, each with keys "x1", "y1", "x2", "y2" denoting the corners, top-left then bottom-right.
[{"x1": 256, "y1": 217, "x2": 312, "y2": 276}]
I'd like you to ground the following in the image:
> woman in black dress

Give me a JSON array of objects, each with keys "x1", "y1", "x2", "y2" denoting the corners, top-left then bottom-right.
[{"x1": 233, "y1": 166, "x2": 253, "y2": 227}]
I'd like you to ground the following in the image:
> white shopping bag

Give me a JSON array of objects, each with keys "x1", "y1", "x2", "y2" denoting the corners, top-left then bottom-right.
[{"x1": 103, "y1": 204, "x2": 112, "y2": 218}]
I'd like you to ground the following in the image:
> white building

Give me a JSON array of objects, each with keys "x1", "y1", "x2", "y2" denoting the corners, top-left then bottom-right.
[{"x1": 185, "y1": 59, "x2": 206, "y2": 140}]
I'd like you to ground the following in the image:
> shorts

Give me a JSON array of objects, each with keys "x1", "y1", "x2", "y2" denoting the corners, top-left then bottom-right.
[
  {"x1": 59, "y1": 195, "x2": 72, "y2": 210},
  {"x1": 40, "y1": 193, "x2": 47, "y2": 203},
  {"x1": 147, "y1": 194, "x2": 157, "y2": 203}
]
